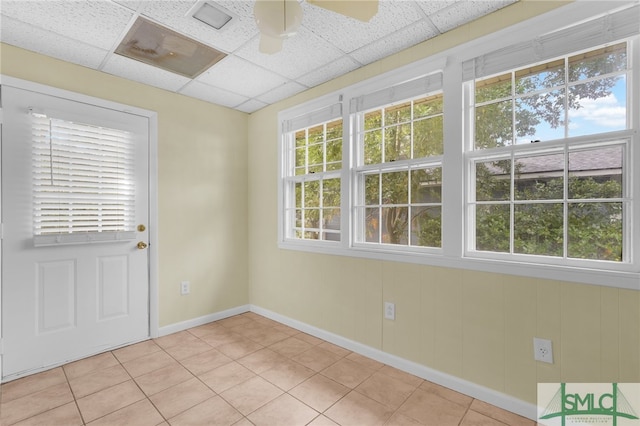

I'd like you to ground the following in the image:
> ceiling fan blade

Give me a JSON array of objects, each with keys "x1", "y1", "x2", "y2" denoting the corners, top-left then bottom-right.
[
  {"x1": 307, "y1": 0, "x2": 378, "y2": 22},
  {"x1": 259, "y1": 33, "x2": 284, "y2": 54}
]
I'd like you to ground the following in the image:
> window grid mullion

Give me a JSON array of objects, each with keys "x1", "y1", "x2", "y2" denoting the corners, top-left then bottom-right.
[{"x1": 563, "y1": 143, "x2": 569, "y2": 260}]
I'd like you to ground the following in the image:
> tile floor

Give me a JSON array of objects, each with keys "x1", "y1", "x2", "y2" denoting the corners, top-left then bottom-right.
[{"x1": 0, "y1": 312, "x2": 535, "y2": 426}]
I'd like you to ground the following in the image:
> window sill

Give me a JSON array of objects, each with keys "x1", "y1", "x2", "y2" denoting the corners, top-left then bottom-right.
[{"x1": 34, "y1": 231, "x2": 137, "y2": 247}]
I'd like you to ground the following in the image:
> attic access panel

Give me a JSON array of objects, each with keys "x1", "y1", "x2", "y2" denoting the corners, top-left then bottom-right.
[{"x1": 115, "y1": 17, "x2": 226, "y2": 78}]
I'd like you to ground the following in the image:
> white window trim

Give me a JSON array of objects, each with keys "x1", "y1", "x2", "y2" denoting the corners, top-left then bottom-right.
[
  {"x1": 350, "y1": 72, "x2": 444, "y2": 251},
  {"x1": 277, "y1": 1, "x2": 640, "y2": 290}
]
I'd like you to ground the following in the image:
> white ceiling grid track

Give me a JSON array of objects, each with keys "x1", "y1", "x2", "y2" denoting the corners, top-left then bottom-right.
[{"x1": 0, "y1": 0, "x2": 517, "y2": 113}]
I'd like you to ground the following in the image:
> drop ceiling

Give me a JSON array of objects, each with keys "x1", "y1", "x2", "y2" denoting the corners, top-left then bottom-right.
[{"x1": 0, "y1": 0, "x2": 518, "y2": 113}]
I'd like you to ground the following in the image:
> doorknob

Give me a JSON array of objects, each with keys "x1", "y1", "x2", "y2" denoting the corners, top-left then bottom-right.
[{"x1": 137, "y1": 241, "x2": 148, "y2": 250}]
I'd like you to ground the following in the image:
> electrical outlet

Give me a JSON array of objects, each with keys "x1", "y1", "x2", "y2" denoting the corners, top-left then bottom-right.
[
  {"x1": 384, "y1": 302, "x2": 395, "y2": 320},
  {"x1": 533, "y1": 337, "x2": 553, "y2": 363},
  {"x1": 180, "y1": 281, "x2": 190, "y2": 295}
]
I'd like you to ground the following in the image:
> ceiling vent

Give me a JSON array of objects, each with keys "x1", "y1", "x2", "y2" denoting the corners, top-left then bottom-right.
[
  {"x1": 115, "y1": 17, "x2": 227, "y2": 78},
  {"x1": 192, "y1": 2, "x2": 234, "y2": 30}
]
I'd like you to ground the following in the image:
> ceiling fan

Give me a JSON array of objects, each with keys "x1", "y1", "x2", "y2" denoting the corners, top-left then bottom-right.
[{"x1": 253, "y1": 0, "x2": 379, "y2": 54}]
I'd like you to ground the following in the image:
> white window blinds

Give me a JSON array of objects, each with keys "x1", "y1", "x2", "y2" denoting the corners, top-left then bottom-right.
[
  {"x1": 31, "y1": 111, "x2": 136, "y2": 246},
  {"x1": 462, "y1": 4, "x2": 640, "y2": 81},
  {"x1": 282, "y1": 102, "x2": 342, "y2": 133},
  {"x1": 350, "y1": 72, "x2": 443, "y2": 113}
]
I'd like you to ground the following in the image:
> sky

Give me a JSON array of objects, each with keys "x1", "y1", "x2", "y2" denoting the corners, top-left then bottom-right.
[{"x1": 516, "y1": 76, "x2": 627, "y2": 144}]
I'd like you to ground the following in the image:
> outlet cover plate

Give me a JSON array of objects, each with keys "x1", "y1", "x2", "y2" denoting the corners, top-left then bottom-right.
[
  {"x1": 533, "y1": 337, "x2": 553, "y2": 363},
  {"x1": 181, "y1": 281, "x2": 190, "y2": 295},
  {"x1": 384, "y1": 302, "x2": 395, "y2": 320}
]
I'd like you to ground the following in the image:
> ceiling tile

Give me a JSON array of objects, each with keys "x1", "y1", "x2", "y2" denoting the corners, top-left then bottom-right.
[
  {"x1": 415, "y1": 0, "x2": 459, "y2": 17},
  {"x1": 297, "y1": 56, "x2": 361, "y2": 87},
  {"x1": 1, "y1": 0, "x2": 133, "y2": 50},
  {"x1": 139, "y1": 0, "x2": 258, "y2": 53},
  {"x1": 1, "y1": 16, "x2": 109, "y2": 69},
  {"x1": 235, "y1": 99, "x2": 268, "y2": 114},
  {"x1": 301, "y1": 0, "x2": 422, "y2": 53},
  {"x1": 235, "y1": 26, "x2": 344, "y2": 80},
  {"x1": 102, "y1": 54, "x2": 191, "y2": 92},
  {"x1": 195, "y1": 55, "x2": 288, "y2": 98},
  {"x1": 257, "y1": 81, "x2": 307, "y2": 104},
  {"x1": 179, "y1": 80, "x2": 249, "y2": 108},
  {"x1": 0, "y1": 0, "x2": 525, "y2": 114},
  {"x1": 430, "y1": 0, "x2": 517, "y2": 33},
  {"x1": 111, "y1": 1, "x2": 144, "y2": 12},
  {"x1": 350, "y1": 20, "x2": 439, "y2": 66}
]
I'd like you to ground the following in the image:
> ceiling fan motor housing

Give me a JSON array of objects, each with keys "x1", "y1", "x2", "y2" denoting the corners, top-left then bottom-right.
[{"x1": 254, "y1": 0, "x2": 303, "y2": 39}]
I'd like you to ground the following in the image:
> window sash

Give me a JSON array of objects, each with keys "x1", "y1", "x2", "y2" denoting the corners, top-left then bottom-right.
[
  {"x1": 282, "y1": 102, "x2": 343, "y2": 242},
  {"x1": 472, "y1": 42, "x2": 630, "y2": 150},
  {"x1": 467, "y1": 137, "x2": 630, "y2": 262},
  {"x1": 354, "y1": 160, "x2": 442, "y2": 248}
]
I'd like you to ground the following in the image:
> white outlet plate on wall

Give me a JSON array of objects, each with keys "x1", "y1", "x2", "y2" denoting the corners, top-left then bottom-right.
[
  {"x1": 533, "y1": 337, "x2": 553, "y2": 363},
  {"x1": 384, "y1": 302, "x2": 395, "y2": 320}
]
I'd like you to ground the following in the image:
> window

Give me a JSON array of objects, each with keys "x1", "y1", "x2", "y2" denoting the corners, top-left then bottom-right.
[
  {"x1": 278, "y1": 2, "x2": 640, "y2": 287},
  {"x1": 31, "y1": 112, "x2": 136, "y2": 245},
  {"x1": 467, "y1": 42, "x2": 630, "y2": 264},
  {"x1": 354, "y1": 90, "x2": 443, "y2": 248},
  {"x1": 282, "y1": 103, "x2": 342, "y2": 242}
]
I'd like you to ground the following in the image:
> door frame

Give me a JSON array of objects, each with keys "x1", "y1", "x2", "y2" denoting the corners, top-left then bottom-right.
[{"x1": 0, "y1": 76, "x2": 160, "y2": 380}]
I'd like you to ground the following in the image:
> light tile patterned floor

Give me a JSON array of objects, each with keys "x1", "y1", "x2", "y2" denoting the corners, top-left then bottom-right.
[{"x1": 0, "y1": 312, "x2": 535, "y2": 425}]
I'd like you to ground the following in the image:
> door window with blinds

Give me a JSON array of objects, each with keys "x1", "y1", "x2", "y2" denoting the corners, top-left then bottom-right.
[{"x1": 31, "y1": 111, "x2": 136, "y2": 246}]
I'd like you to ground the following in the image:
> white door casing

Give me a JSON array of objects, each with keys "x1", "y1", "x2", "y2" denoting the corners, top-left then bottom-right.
[{"x1": 1, "y1": 80, "x2": 156, "y2": 380}]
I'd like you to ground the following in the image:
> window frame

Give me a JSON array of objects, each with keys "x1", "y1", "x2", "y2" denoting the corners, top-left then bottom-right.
[
  {"x1": 464, "y1": 38, "x2": 635, "y2": 272},
  {"x1": 277, "y1": 1, "x2": 640, "y2": 290},
  {"x1": 283, "y1": 121, "x2": 343, "y2": 242},
  {"x1": 279, "y1": 96, "x2": 346, "y2": 247},
  {"x1": 465, "y1": 135, "x2": 632, "y2": 268},
  {"x1": 351, "y1": 90, "x2": 445, "y2": 253}
]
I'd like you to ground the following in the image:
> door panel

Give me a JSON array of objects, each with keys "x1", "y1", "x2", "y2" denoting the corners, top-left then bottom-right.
[
  {"x1": 37, "y1": 259, "x2": 77, "y2": 333},
  {"x1": 1, "y1": 85, "x2": 150, "y2": 379},
  {"x1": 98, "y1": 255, "x2": 130, "y2": 320}
]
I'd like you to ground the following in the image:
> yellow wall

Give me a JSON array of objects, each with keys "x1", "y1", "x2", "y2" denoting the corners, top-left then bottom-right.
[
  {"x1": 247, "y1": 0, "x2": 640, "y2": 405},
  {"x1": 0, "y1": 43, "x2": 250, "y2": 327}
]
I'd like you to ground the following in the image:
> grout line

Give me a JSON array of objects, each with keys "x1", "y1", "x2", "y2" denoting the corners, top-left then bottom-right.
[
  {"x1": 2, "y1": 313, "x2": 535, "y2": 426},
  {"x1": 60, "y1": 365, "x2": 88, "y2": 426}
]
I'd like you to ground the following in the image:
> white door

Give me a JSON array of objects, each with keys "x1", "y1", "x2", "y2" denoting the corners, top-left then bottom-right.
[{"x1": 1, "y1": 84, "x2": 150, "y2": 379}]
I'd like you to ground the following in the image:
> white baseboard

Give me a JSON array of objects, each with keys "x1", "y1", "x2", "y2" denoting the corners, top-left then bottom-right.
[
  {"x1": 249, "y1": 304, "x2": 537, "y2": 421},
  {"x1": 157, "y1": 304, "x2": 250, "y2": 337}
]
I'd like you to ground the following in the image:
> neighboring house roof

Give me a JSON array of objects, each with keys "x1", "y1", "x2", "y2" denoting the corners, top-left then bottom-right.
[{"x1": 485, "y1": 145, "x2": 622, "y2": 177}]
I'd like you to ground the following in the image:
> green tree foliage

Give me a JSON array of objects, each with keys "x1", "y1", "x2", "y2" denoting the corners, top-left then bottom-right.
[
  {"x1": 475, "y1": 166, "x2": 623, "y2": 261},
  {"x1": 295, "y1": 121, "x2": 342, "y2": 239}
]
